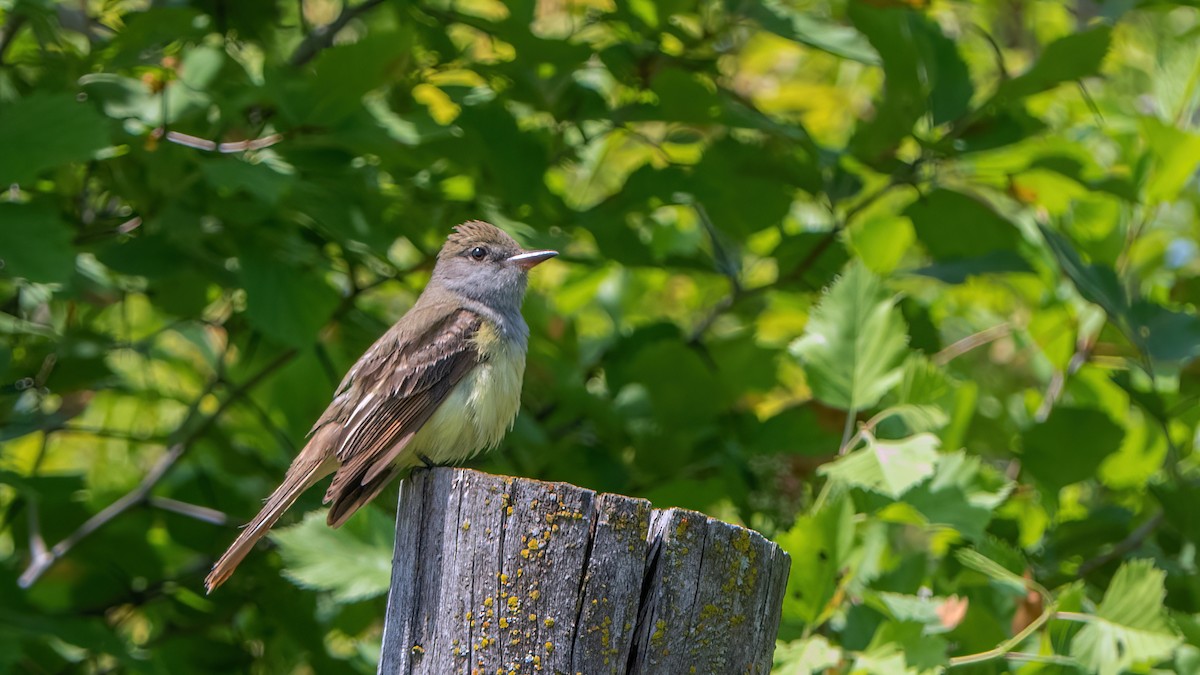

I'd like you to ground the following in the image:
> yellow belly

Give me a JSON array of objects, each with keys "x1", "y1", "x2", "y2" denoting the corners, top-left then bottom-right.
[{"x1": 406, "y1": 337, "x2": 525, "y2": 465}]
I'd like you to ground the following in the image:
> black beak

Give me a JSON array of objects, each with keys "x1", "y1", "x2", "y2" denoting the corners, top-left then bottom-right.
[{"x1": 508, "y1": 249, "x2": 558, "y2": 270}]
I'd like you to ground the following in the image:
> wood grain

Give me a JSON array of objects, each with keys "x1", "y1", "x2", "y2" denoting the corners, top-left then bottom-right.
[{"x1": 379, "y1": 468, "x2": 789, "y2": 675}]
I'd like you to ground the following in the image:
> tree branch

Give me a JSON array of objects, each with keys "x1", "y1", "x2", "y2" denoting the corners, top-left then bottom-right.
[
  {"x1": 1076, "y1": 510, "x2": 1164, "y2": 579},
  {"x1": 288, "y1": 0, "x2": 387, "y2": 67},
  {"x1": 17, "y1": 348, "x2": 297, "y2": 588}
]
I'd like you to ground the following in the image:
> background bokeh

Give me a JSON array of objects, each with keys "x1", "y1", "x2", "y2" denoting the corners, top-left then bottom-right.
[{"x1": 3, "y1": 0, "x2": 1200, "y2": 672}]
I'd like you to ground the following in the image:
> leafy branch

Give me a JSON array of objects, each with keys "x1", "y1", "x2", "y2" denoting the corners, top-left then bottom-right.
[{"x1": 18, "y1": 347, "x2": 298, "y2": 588}]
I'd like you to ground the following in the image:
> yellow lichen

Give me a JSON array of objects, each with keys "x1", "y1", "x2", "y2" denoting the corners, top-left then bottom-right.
[{"x1": 651, "y1": 619, "x2": 666, "y2": 645}]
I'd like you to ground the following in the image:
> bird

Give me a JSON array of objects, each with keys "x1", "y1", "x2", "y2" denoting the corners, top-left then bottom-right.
[{"x1": 204, "y1": 221, "x2": 557, "y2": 592}]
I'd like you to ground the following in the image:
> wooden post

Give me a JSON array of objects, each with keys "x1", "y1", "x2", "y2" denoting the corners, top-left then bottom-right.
[{"x1": 379, "y1": 468, "x2": 790, "y2": 675}]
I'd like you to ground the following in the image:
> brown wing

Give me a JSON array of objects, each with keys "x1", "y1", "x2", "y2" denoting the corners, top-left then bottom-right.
[{"x1": 321, "y1": 307, "x2": 484, "y2": 525}]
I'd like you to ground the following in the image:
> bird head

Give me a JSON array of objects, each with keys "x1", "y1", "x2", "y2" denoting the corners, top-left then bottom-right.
[{"x1": 430, "y1": 221, "x2": 557, "y2": 312}]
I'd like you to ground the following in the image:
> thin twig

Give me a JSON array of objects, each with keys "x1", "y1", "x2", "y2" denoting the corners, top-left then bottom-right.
[
  {"x1": 1076, "y1": 510, "x2": 1164, "y2": 578},
  {"x1": 839, "y1": 408, "x2": 857, "y2": 453},
  {"x1": 147, "y1": 496, "x2": 229, "y2": 525},
  {"x1": 17, "y1": 348, "x2": 297, "y2": 588},
  {"x1": 288, "y1": 0, "x2": 387, "y2": 67},
  {"x1": 154, "y1": 128, "x2": 284, "y2": 153},
  {"x1": 948, "y1": 601, "x2": 1059, "y2": 667},
  {"x1": 688, "y1": 201, "x2": 742, "y2": 342},
  {"x1": 19, "y1": 443, "x2": 186, "y2": 588},
  {"x1": 1034, "y1": 337, "x2": 1093, "y2": 423},
  {"x1": 933, "y1": 322, "x2": 1011, "y2": 366}
]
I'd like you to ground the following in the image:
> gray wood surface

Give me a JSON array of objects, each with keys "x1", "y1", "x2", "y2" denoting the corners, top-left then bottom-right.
[{"x1": 379, "y1": 468, "x2": 789, "y2": 675}]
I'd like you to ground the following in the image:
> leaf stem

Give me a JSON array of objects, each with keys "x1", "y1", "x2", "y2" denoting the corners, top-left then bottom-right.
[{"x1": 947, "y1": 602, "x2": 1059, "y2": 667}]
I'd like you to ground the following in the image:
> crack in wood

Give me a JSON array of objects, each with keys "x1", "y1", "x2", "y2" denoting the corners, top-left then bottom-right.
[{"x1": 379, "y1": 468, "x2": 788, "y2": 675}]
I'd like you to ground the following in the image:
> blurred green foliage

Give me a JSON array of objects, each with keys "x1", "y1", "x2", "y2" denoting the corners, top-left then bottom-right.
[{"x1": 2, "y1": 0, "x2": 1200, "y2": 672}]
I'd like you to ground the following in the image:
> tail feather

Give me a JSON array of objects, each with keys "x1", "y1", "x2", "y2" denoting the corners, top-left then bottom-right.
[{"x1": 204, "y1": 442, "x2": 335, "y2": 593}]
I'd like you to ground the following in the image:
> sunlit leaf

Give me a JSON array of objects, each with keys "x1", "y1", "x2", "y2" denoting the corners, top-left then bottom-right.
[
  {"x1": 774, "y1": 635, "x2": 842, "y2": 674},
  {"x1": 776, "y1": 494, "x2": 854, "y2": 625},
  {"x1": 750, "y1": 2, "x2": 879, "y2": 64},
  {"x1": 1070, "y1": 560, "x2": 1182, "y2": 675},
  {"x1": 272, "y1": 508, "x2": 393, "y2": 603},
  {"x1": 820, "y1": 433, "x2": 939, "y2": 498},
  {"x1": 790, "y1": 262, "x2": 909, "y2": 411}
]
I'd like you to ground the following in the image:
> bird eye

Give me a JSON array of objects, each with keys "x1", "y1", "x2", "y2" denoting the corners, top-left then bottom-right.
[{"x1": 469, "y1": 246, "x2": 487, "y2": 260}]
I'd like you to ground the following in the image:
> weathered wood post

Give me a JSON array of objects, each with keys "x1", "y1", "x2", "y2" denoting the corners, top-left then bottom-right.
[{"x1": 379, "y1": 468, "x2": 790, "y2": 675}]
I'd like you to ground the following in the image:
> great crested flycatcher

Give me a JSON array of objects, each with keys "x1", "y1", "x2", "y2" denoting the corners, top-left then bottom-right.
[{"x1": 204, "y1": 221, "x2": 557, "y2": 592}]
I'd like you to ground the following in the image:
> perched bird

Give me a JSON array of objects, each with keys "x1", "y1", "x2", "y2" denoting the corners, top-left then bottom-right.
[{"x1": 204, "y1": 221, "x2": 557, "y2": 592}]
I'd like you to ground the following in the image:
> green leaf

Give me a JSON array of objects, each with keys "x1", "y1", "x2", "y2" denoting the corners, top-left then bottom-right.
[
  {"x1": 1070, "y1": 559, "x2": 1182, "y2": 675},
  {"x1": 749, "y1": 2, "x2": 879, "y2": 64},
  {"x1": 994, "y1": 25, "x2": 1113, "y2": 102},
  {"x1": 913, "y1": 251, "x2": 1032, "y2": 284},
  {"x1": 774, "y1": 635, "x2": 842, "y2": 674},
  {"x1": 282, "y1": 30, "x2": 414, "y2": 126},
  {"x1": 955, "y1": 548, "x2": 1029, "y2": 596},
  {"x1": 790, "y1": 262, "x2": 909, "y2": 411},
  {"x1": 178, "y1": 44, "x2": 224, "y2": 90},
  {"x1": 1041, "y1": 225, "x2": 1200, "y2": 368},
  {"x1": 847, "y1": 4, "x2": 924, "y2": 163},
  {"x1": 1020, "y1": 407, "x2": 1123, "y2": 491},
  {"x1": 648, "y1": 69, "x2": 721, "y2": 124},
  {"x1": 872, "y1": 594, "x2": 961, "y2": 635},
  {"x1": 239, "y1": 250, "x2": 339, "y2": 348},
  {"x1": 0, "y1": 94, "x2": 111, "y2": 185},
  {"x1": 271, "y1": 508, "x2": 393, "y2": 603},
  {"x1": 1140, "y1": 115, "x2": 1200, "y2": 203},
  {"x1": 819, "y1": 433, "x2": 939, "y2": 498},
  {"x1": 1040, "y1": 224, "x2": 1128, "y2": 319},
  {"x1": 776, "y1": 495, "x2": 855, "y2": 625},
  {"x1": 1129, "y1": 301, "x2": 1200, "y2": 369},
  {"x1": 692, "y1": 137, "x2": 807, "y2": 236},
  {"x1": 850, "y1": 644, "x2": 917, "y2": 675},
  {"x1": 913, "y1": 17, "x2": 974, "y2": 126},
  {"x1": 201, "y1": 158, "x2": 294, "y2": 205},
  {"x1": 877, "y1": 404, "x2": 949, "y2": 434},
  {"x1": 869, "y1": 621, "x2": 949, "y2": 670},
  {"x1": 904, "y1": 189, "x2": 1022, "y2": 262},
  {"x1": 905, "y1": 452, "x2": 1011, "y2": 541},
  {"x1": 0, "y1": 203, "x2": 75, "y2": 283}
]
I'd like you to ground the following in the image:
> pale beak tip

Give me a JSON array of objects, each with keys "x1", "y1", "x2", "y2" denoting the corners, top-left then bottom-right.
[{"x1": 509, "y1": 250, "x2": 558, "y2": 270}]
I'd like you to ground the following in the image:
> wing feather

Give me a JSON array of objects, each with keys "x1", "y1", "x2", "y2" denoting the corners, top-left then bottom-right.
[{"x1": 320, "y1": 307, "x2": 484, "y2": 518}]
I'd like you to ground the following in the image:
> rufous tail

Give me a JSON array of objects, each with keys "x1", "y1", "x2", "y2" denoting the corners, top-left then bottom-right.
[{"x1": 204, "y1": 444, "x2": 334, "y2": 593}]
